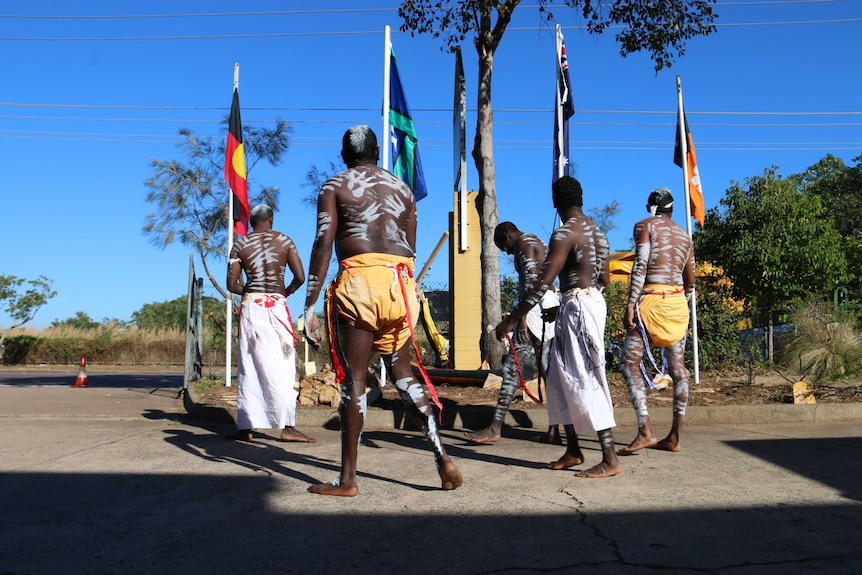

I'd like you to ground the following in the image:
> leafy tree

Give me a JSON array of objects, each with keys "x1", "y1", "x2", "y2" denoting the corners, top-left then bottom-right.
[
  {"x1": 51, "y1": 311, "x2": 101, "y2": 330},
  {"x1": 399, "y1": 0, "x2": 717, "y2": 367},
  {"x1": 589, "y1": 200, "x2": 621, "y2": 236},
  {"x1": 500, "y1": 274, "x2": 518, "y2": 312},
  {"x1": 132, "y1": 295, "x2": 225, "y2": 332},
  {"x1": 695, "y1": 168, "x2": 848, "y2": 361},
  {"x1": 0, "y1": 275, "x2": 56, "y2": 360},
  {"x1": 143, "y1": 120, "x2": 292, "y2": 299},
  {"x1": 690, "y1": 270, "x2": 742, "y2": 372},
  {"x1": 793, "y1": 153, "x2": 862, "y2": 294},
  {"x1": 303, "y1": 157, "x2": 344, "y2": 208}
]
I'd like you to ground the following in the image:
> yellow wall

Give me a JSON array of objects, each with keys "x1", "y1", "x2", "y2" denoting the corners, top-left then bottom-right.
[{"x1": 448, "y1": 191, "x2": 483, "y2": 369}]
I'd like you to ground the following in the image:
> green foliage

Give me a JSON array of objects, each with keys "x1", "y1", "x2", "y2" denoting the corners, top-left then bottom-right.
[
  {"x1": 690, "y1": 273, "x2": 742, "y2": 371},
  {"x1": 194, "y1": 377, "x2": 218, "y2": 391},
  {"x1": 795, "y1": 154, "x2": 862, "y2": 294},
  {"x1": 0, "y1": 275, "x2": 57, "y2": 360},
  {"x1": 399, "y1": 0, "x2": 718, "y2": 72},
  {"x1": 604, "y1": 280, "x2": 627, "y2": 371},
  {"x1": 3, "y1": 325, "x2": 188, "y2": 366},
  {"x1": 132, "y1": 295, "x2": 224, "y2": 332},
  {"x1": 779, "y1": 302, "x2": 862, "y2": 385},
  {"x1": 0, "y1": 275, "x2": 57, "y2": 328},
  {"x1": 588, "y1": 200, "x2": 621, "y2": 235},
  {"x1": 695, "y1": 168, "x2": 848, "y2": 320},
  {"x1": 143, "y1": 120, "x2": 292, "y2": 299},
  {"x1": 51, "y1": 311, "x2": 101, "y2": 330},
  {"x1": 500, "y1": 275, "x2": 519, "y2": 313}
]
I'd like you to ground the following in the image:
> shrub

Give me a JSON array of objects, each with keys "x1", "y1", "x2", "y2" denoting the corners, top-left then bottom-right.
[{"x1": 779, "y1": 302, "x2": 862, "y2": 384}]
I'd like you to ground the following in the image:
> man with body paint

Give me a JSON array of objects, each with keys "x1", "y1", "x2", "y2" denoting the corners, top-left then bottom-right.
[
  {"x1": 303, "y1": 125, "x2": 462, "y2": 497},
  {"x1": 618, "y1": 187, "x2": 695, "y2": 455},
  {"x1": 465, "y1": 221, "x2": 562, "y2": 445},
  {"x1": 226, "y1": 204, "x2": 316, "y2": 444},
  {"x1": 495, "y1": 176, "x2": 621, "y2": 478}
]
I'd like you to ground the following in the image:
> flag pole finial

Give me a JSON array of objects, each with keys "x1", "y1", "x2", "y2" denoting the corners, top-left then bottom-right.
[{"x1": 233, "y1": 62, "x2": 240, "y2": 92}]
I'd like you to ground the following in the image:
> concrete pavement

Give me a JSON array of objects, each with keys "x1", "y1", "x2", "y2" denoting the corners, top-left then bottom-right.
[{"x1": 1, "y1": 371, "x2": 861, "y2": 574}]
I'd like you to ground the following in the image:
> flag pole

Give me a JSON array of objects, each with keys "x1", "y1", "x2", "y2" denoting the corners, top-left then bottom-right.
[
  {"x1": 382, "y1": 26, "x2": 392, "y2": 171},
  {"x1": 454, "y1": 47, "x2": 468, "y2": 252},
  {"x1": 676, "y1": 75, "x2": 700, "y2": 384},
  {"x1": 225, "y1": 62, "x2": 239, "y2": 388}
]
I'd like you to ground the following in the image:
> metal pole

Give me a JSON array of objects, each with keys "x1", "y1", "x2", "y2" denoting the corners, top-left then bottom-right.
[
  {"x1": 382, "y1": 26, "x2": 391, "y2": 171},
  {"x1": 225, "y1": 62, "x2": 239, "y2": 388},
  {"x1": 676, "y1": 75, "x2": 700, "y2": 384}
]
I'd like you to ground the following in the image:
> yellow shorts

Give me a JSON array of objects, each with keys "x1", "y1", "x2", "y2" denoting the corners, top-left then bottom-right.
[
  {"x1": 638, "y1": 284, "x2": 689, "y2": 347},
  {"x1": 333, "y1": 253, "x2": 419, "y2": 355}
]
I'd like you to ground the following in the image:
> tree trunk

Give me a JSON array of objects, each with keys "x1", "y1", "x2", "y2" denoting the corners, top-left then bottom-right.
[
  {"x1": 200, "y1": 252, "x2": 230, "y2": 301},
  {"x1": 473, "y1": 30, "x2": 505, "y2": 369}
]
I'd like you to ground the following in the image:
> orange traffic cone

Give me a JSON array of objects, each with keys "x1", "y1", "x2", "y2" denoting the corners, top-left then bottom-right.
[{"x1": 72, "y1": 357, "x2": 90, "y2": 388}]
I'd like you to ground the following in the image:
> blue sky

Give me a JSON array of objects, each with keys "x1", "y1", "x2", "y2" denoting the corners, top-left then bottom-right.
[{"x1": 2, "y1": 1, "x2": 861, "y2": 328}]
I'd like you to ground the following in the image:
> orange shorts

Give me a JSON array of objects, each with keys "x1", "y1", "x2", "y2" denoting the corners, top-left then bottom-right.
[
  {"x1": 333, "y1": 253, "x2": 419, "y2": 355},
  {"x1": 638, "y1": 284, "x2": 689, "y2": 347}
]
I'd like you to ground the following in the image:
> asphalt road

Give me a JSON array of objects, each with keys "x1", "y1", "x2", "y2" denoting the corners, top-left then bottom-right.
[{"x1": 1, "y1": 370, "x2": 860, "y2": 574}]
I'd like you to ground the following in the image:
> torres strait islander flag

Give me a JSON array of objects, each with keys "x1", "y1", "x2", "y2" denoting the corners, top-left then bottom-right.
[
  {"x1": 388, "y1": 49, "x2": 428, "y2": 201},
  {"x1": 225, "y1": 87, "x2": 250, "y2": 236}
]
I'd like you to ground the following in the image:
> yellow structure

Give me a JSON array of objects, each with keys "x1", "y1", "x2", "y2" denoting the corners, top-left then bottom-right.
[
  {"x1": 609, "y1": 251, "x2": 635, "y2": 283},
  {"x1": 448, "y1": 191, "x2": 483, "y2": 369}
]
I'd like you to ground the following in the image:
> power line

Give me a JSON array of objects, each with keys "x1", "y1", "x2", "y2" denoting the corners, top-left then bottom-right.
[
  {"x1": 0, "y1": 1, "x2": 841, "y2": 20},
  {"x1": 2, "y1": 102, "x2": 859, "y2": 116}
]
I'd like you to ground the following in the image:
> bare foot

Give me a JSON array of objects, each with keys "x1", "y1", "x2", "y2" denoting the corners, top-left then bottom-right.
[
  {"x1": 617, "y1": 434, "x2": 657, "y2": 455},
  {"x1": 547, "y1": 452, "x2": 584, "y2": 470},
  {"x1": 280, "y1": 427, "x2": 317, "y2": 443},
  {"x1": 535, "y1": 431, "x2": 563, "y2": 445},
  {"x1": 464, "y1": 427, "x2": 501, "y2": 444},
  {"x1": 439, "y1": 461, "x2": 463, "y2": 490},
  {"x1": 653, "y1": 438, "x2": 681, "y2": 452},
  {"x1": 308, "y1": 478, "x2": 359, "y2": 497},
  {"x1": 574, "y1": 461, "x2": 622, "y2": 478},
  {"x1": 225, "y1": 430, "x2": 253, "y2": 442}
]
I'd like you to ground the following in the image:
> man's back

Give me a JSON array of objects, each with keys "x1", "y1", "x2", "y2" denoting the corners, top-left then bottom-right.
[
  {"x1": 636, "y1": 215, "x2": 693, "y2": 286},
  {"x1": 322, "y1": 164, "x2": 416, "y2": 261},
  {"x1": 233, "y1": 230, "x2": 292, "y2": 294},
  {"x1": 513, "y1": 232, "x2": 548, "y2": 298},
  {"x1": 556, "y1": 215, "x2": 610, "y2": 293}
]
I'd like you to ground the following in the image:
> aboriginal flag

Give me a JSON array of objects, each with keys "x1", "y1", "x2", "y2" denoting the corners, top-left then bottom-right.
[
  {"x1": 674, "y1": 112, "x2": 705, "y2": 228},
  {"x1": 225, "y1": 88, "x2": 249, "y2": 236}
]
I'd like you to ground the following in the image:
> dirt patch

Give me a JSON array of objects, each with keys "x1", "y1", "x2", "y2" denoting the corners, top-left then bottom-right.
[{"x1": 194, "y1": 370, "x2": 862, "y2": 412}]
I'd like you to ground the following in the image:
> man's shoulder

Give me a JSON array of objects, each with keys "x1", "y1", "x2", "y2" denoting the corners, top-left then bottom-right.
[
  {"x1": 271, "y1": 230, "x2": 294, "y2": 244},
  {"x1": 326, "y1": 166, "x2": 409, "y2": 195}
]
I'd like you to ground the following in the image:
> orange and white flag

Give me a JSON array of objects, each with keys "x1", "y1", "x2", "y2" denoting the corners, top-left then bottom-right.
[{"x1": 674, "y1": 112, "x2": 705, "y2": 227}]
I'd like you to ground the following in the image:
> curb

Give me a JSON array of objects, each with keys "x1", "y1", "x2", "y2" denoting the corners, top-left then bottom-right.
[{"x1": 183, "y1": 386, "x2": 862, "y2": 430}]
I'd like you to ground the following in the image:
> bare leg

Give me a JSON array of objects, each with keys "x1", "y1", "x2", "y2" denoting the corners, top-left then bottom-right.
[
  {"x1": 308, "y1": 321, "x2": 371, "y2": 497},
  {"x1": 280, "y1": 426, "x2": 316, "y2": 443},
  {"x1": 575, "y1": 428, "x2": 622, "y2": 478},
  {"x1": 654, "y1": 341, "x2": 688, "y2": 452},
  {"x1": 465, "y1": 344, "x2": 522, "y2": 444},
  {"x1": 389, "y1": 347, "x2": 463, "y2": 490},
  {"x1": 225, "y1": 429, "x2": 253, "y2": 442},
  {"x1": 619, "y1": 332, "x2": 657, "y2": 455},
  {"x1": 547, "y1": 425, "x2": 584, "y2": 469},
  {"x1": 535, "y1": 425, "x2": 563, "y2": 445}
]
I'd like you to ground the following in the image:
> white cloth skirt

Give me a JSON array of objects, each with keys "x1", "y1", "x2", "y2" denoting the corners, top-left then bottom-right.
[
  {"x1": 236, "y1": 294, "x2": 298, "y2": 429},
  {"x1": 545, "y1": 288, "x2": 615, "y2": 434}
]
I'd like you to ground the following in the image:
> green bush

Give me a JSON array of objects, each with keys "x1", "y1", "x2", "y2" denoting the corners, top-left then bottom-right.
[{"x1": 779, "y1": 302, "x2": 862, "y2": 384}]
